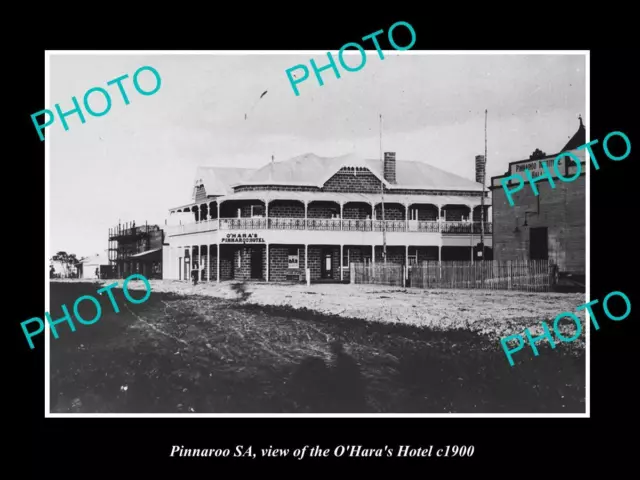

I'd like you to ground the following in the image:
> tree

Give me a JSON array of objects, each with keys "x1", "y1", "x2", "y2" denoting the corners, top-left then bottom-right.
[{"x1": 50, "y1": 251, "x2": 80, "y2": 278}]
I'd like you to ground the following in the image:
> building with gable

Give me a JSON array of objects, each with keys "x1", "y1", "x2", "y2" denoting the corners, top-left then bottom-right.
[
  {"x1": 162, "y1": 151, "x2": 492, "y2": 283},
  {"x1": 77, "y1": 252, "x2": 111, "y2": 279},
  {"x1": 490, "y1": 117, "x2": 586, "y2": 284}
]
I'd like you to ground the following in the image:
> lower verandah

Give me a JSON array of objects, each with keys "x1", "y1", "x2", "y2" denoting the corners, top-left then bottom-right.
[{"x1": 169, "y1": 244, "x2": 492, "y2": 283}]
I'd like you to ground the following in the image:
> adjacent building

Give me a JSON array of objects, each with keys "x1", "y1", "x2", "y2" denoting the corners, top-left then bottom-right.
[
  {"x1": 490, "y1": 117, "x2": 586, "y2": 281},
  {"x1": 108, "y1": 221, "x2": 165, "y2": 279},
  {"x1": 49, "y1": 259, "x2": 78, "y2": 279},
  {"x1": 163, "y1": 151, "x2": 492, "y2": 283},
  {"x1": 78, "y1": 252, "x2": 111, "y2": 279}
]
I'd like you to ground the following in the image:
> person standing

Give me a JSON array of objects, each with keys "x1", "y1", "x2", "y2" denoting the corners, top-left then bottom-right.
[{"x1": 192, "y1": 260, "x2": 199, "y2": 285}]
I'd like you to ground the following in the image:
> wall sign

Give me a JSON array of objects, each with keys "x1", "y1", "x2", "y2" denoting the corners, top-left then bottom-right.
[
  {"x1": 513, "y1": 157, "x2": 564, "y2": 178},
  {"x1": 221, "y1": 233, "x2": 266, "y2": 244},
  {"x1": 288, "y1": 254, "x2": 299, "y2": 269},
  {"x1": 492, "y1": 151, "x2": 584, "y2": 188}
]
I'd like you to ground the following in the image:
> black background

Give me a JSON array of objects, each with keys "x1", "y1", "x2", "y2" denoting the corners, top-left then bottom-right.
[{"x1": 13, "y1": 11, "x2": 635, "y2": 474}]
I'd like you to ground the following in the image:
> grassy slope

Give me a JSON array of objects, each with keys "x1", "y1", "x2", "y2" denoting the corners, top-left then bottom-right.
[{"x1": 49, "y1": 282, "x2": 585, "y2": 414}]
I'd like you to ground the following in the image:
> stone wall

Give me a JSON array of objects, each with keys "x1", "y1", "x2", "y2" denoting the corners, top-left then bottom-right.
[
  {"x1": 323, "y1": 170, "x2": 383, "y2": 194},
  {"x1": 220, "y1": 249, "x2": 234, "y2": 280},
  {"x1": 231, "y1": 246, "x2": 267, "y2": 280},
  {"x1": 374, "y1": 246, "x2": 405, "y2": 264},
  {"x1": 269, "y1": 202, "x2": 305, "y2": 218},
  {"x1": 308, "y1": 202, "x2": 340, "y2": 218},
  {"x1": 374, "y1": 204, "x2": 405, "y2": 220},
  {"x1": 443, "y1": 205, "x2": 471, "y2": 221},
  {"x1": 343, "y1": 204, "x2": 372, "y2": 219},
  {"x1": 491, "y1": 174, "x2": 585, "y2": 274},
  {"x1": 306, "y1": 246, "x2": 341, "y2": 280},
  {"x1": 268, "y1": 246, "x2": 304, "y2": 282}
]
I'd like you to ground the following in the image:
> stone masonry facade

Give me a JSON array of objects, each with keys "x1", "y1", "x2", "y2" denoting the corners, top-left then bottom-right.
[
  {"x1": 181, "y1": 243, "x2": 483, "y2": 284},
  {"x1": 269, "y1": 246, "x2": 304, "y2": 282},
  {"x1": 491, "y1": 174, "x2": 585, "y2": 274},
  {"x1": 212, "y1": 200, "x2": 488, "y2": 222},
  {"x1": 168, "y1": 160, "x2": 493, "y2": 282},
  {"x1": 231, "y1": 168, "x2": 486, "y2": 198}
]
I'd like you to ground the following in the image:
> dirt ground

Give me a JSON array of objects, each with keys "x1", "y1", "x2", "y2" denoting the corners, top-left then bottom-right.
[
  {"x1": 48, "y1": 280, "x2": 586, "y2": 414},
  {"x1": 88, "y1": 278, "x2": 587, "y2": 347}
]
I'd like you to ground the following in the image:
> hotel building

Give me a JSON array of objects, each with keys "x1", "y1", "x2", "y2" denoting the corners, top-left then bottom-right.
[{"x1": 162, "y1": 152, "x2": 492, "y2": 283}]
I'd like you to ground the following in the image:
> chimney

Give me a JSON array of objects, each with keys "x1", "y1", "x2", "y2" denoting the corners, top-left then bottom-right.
[
  {"x1": 383, "y1": 152, "x2": 396, "y2": 184},
  {"x1": 475, "y1": 155, "x2": 485, "y2": 184}
]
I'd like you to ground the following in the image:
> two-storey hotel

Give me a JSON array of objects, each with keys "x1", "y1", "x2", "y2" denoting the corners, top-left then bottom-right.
[{"x1": 162, "y1": 152, "x2": 492, "y2": 283}]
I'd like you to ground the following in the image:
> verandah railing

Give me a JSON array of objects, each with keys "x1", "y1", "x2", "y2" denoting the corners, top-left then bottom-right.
[
  {"x1": 166, "y1": 217, "x2": 494, "y2": 236},
  {"x1": 218, "y1": 218, "x2": 491, "y2": 233}
]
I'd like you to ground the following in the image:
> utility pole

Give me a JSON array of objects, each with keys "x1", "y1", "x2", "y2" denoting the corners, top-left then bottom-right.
[
  {"x1": 380, "y1": 114, "x2": 387, "y2": 263},
  {"x1": 480, "y1": 109, "x2": 487, "y2": 261}
]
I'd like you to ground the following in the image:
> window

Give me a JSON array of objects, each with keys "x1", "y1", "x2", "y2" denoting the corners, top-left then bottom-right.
[
  {"x1": 409, "y1": 208, "x2": 419, "y2": 221},
  {"x1": 251, "y1": 205, "x2": 264, "y2": 217},
  {"x1": 342, "y1": 248, "x2": 350, "y2": 268},
  {"x1": 363, "y1": 255, "x2": 371, "y2": 266},
  {"x1": 288, "y1": 248, "x2": 299, "y2": 269}
]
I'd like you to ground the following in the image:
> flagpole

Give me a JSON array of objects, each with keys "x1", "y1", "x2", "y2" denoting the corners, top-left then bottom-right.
[{"x1": 380, "y1": 114, "x2": 387, "y2": 264}]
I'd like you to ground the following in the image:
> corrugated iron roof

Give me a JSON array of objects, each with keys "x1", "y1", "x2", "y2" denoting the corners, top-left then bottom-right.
[
  {"x1": 195, "y1": 166, "x2": 256, "y2": 196},
  {"x1": 196, "y1": 152, "x2": 482, "y2": 195},
  {"x1": 80, "y1": 253, "x2": 109, "y2": 265}
]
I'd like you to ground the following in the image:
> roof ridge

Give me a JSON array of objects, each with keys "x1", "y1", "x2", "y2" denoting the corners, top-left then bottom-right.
[
  {"x1": 200, "y1": 152, "x2": 483, "y2": 192},
  {"x1": 365, "y1": 157, "x2": 477, "y2": 181},
  {"x1": 197, "y1": 165, "x2": 256, "y2": 170}
]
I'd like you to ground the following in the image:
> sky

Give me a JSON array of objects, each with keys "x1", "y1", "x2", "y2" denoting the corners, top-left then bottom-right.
[{"x1": 49, "y1": 52, "x2": 586, "y2": 259}]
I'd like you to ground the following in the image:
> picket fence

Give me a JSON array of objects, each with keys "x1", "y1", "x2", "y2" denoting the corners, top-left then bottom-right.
[{"x1": 351, "y1": 260, "x2": 554, "y2": 292}]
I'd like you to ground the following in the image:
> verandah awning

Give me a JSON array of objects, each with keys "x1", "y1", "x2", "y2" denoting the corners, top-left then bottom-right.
[
  {"x1": 128, "y1": 247, "x2": 162, "y2": 259},
  {"x1": 216, "y1": 190, "x2": 489, "y2": 207}
]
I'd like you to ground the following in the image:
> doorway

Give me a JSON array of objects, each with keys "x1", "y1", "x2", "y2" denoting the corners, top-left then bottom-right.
[
  {"x1": 321, "y1": 248, "x2": 333, "y2": 279},
  {"x1": 250, "y1": 247, "x2": 263, "y2": 279},
  {"x1": 184, "y1": 256, "x2": 190, "y2": 281},
  {"x1": 530, "y1": 227, "x2": 549, "y2": 260}
]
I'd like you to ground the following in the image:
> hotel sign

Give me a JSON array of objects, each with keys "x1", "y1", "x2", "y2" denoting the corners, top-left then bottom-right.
[
  {"x1": 221, "y1": 233, "x2": 266, "y2": 244},
  {"x1": 512, "y1": 157, "x2": 565, "y2": 178},
  {"x1": 493, "y1": 150, "x2": 585, "y2": 188}
]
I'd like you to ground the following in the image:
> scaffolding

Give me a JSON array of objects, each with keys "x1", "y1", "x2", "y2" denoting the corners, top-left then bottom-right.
[{"x1": 108, "y1": 220, "x2": 164, "y2": 278}]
